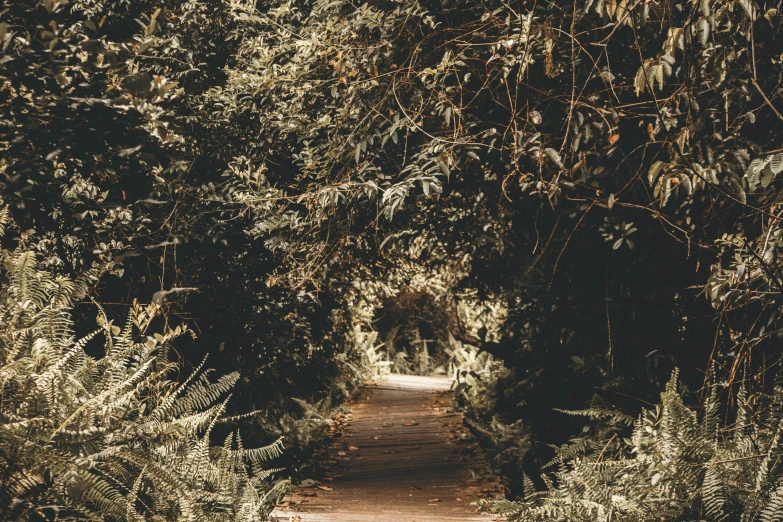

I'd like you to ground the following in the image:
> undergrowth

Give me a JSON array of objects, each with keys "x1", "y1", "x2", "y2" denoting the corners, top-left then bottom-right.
[
  {"x1": 492, "y1": 369, "x2": 783, "y2": 521},
  {"x1": 0, "y1": 215, "x2": 286, "y2": 520}
]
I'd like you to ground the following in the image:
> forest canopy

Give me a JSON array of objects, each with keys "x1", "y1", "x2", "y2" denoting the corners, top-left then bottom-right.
[{"x1": 3, "y1": 0, "x2": 783, "y2": 519}]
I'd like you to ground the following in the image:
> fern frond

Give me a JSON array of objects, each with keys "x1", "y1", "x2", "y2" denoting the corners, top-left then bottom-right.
[
  {"x1": 703, "y1": 459, "x2": 730, "y2": 522},
  {"x1": 760, "y1": 480, "x2": 783, "y2": 522},
  {"x1": 0, "y1": 205, "x2": 10, "y2": 237},
  {"x1": 0, "y1": 241, "x2": 281, "y2": 521}
]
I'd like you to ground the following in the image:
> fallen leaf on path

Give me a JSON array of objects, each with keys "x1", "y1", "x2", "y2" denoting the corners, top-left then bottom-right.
[
  {"x1": 275, "y1": 502, "x2": 289, "y2": 508},
  {"x1": 428, "y1": 498, "x2": 441, "y2": 502},
  {"x1": 317, "y1": 485, "x2": 333, "y2": 491},
  {"x1": 403, "y1": 421, "x2": 419, "y2": 427},
  {"x1": 348, "y1": 445, "x2": 359, "y2": 451}
]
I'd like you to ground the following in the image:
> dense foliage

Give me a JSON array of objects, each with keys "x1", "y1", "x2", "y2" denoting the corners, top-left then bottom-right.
[
  {"x1": 206, "y1": 0, "x2": 783, "y2": 424},
  {"x1": 0, "y1": 0, "x2": 363, "y2": 428},
  {"x1": 0, "y1": 211, "x2": 284, "y2": 521},
  {"x1": 5, "y1": 0, "x2": 783, "y2": 518},
  {"x1": 498, "y1": 370, "x2": 783, "y2": 521}
]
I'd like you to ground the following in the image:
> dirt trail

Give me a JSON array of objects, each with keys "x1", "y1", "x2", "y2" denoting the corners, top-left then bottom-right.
[{"x1": 272, "y1": 374, "x2": 504, "y2": 522}]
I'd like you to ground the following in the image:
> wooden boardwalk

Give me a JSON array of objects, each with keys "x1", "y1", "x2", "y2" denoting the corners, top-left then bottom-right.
[{"x1": 272, "y1": 374, "x2": 503, "y2": 522}]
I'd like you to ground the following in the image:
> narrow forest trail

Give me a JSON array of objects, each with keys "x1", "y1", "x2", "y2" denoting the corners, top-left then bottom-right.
[{"x1": 272, "y1": 374, "x2": 504, "y2": 522}]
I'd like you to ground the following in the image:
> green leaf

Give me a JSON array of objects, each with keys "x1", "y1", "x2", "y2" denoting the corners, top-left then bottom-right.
[
  {"x1": 769, "y1": 153, "x2": 783, "y2": 175},
  {"x1": 746, "y1": 157, "x2": 770, "y2": 191},
  {"x1": 437, "y1": 159, "x2": 450, "y2": 178},
  {"x1": 648, "y1": 161, "x2": 666, "y2": 186},
  {"x1": 545, "y1": 148, "x2": 563, "y2": 168}
]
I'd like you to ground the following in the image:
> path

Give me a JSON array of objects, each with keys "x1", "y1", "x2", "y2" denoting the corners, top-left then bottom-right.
[{"x1": 272, "y1": 374, "x2": 504, "y2": 522}]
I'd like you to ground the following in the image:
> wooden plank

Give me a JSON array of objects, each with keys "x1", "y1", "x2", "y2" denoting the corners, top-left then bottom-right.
[{"x1": 272, "y1": 375, "x2": 504, "y2": 522}]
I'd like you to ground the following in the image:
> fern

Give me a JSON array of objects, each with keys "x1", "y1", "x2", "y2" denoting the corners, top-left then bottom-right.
[
  {"x1": 501, "y1": 369, "x2": 783, "y2": 522},
  {"x1": 760, "y1": 481, "x2": 783, "y2": 522},
  {"x1": 702, "y1": 460, "x2": 730, "y2": 521},
  {"x1": 0, "y1": 243, "x2": 283, "y2": 520}
]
